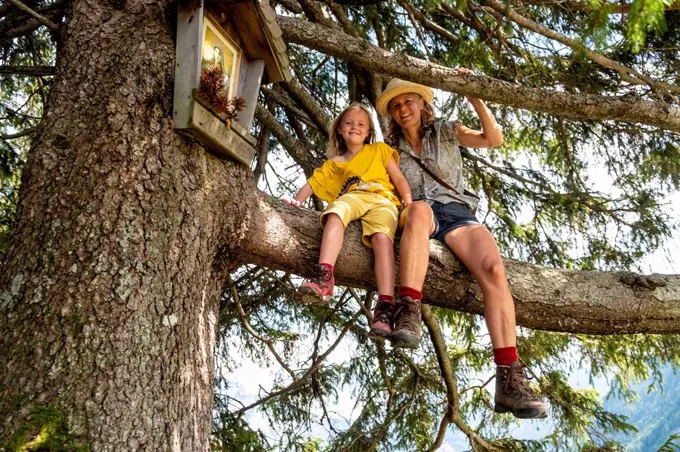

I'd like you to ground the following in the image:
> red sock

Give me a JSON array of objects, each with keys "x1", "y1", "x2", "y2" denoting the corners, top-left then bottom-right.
[
  {"x1": 320, "y1": 263, "x2": 334, "y2": 274},
  {"x1": 399, "y1": 286, "x2": 422, "y2": 300},
  {"x1": 493, "y1": 346, "x2": 519, "y2": 366},
  {"x1": 377, "y1": 294, "x2": 394, "y2": 303}
]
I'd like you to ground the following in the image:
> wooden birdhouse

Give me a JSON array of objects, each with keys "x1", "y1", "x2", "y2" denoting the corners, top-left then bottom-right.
[{"x1": 173, "y1": 0, "x2": 291, "y2": 166}]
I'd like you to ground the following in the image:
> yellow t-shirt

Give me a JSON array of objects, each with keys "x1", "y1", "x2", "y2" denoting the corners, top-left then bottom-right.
[{"x1": 307, "y1": 142, "x2": 400, "y2": 205}]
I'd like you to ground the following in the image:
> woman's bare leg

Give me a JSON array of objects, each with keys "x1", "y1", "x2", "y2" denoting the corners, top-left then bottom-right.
[
  {"x1": 444, "y1": 225, "x2": 516, "y2": 348},
  {"x1": 397, "y1": 201, "x2": 435, "y2": 290}
]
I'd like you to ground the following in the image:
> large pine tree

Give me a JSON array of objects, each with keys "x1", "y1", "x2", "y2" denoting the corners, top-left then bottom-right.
[{"x1": 1, "y1": 0, "x2": 679, "y2": 449}]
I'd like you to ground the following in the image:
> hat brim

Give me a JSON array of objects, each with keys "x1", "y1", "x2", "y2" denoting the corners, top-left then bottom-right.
[{"x1": 376, "y1": 82, "x2": 434, "y2": 117}]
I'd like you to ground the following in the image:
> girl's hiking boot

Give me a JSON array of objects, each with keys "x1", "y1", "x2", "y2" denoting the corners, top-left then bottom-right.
[
  {"x1": 391, "y1": 296, "x2": 422, "y2": 349},
  {"x1": 494, "y1": 361, "x2": 548, "y2": 419},
  {"x1": 295, "y1": 265, "x2": 334, "y2": 304},
  {"x1": 369, "y1": 301, "x2": 394, "y2": 339}
]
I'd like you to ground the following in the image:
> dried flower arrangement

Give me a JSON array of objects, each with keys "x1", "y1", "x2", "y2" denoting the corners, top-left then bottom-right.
[{"x1": 198, "y1": 65, "x2": 246, "y2": 128}]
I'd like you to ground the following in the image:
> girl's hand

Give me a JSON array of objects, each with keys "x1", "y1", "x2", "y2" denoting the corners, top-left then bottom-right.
[
  {"x1": 284, "y1": 199, "x2": 304, "y2": 207},
  {"x1": 399, "y1": 200, "x2": 412, "y2": 213}
]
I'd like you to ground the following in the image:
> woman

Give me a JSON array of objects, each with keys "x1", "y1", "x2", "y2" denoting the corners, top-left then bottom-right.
[{"x1": 376, "y1": 73, "x2": 547, "y2": 419}]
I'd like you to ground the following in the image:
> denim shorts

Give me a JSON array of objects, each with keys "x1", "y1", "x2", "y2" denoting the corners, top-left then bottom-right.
[{"x1": 430, "y1": 201, "x2": 480, "y2": 242}]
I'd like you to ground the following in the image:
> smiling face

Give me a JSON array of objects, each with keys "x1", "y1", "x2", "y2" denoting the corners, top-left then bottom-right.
[
  {"x1": 338, "y1": 107, "x2": 371, "y2": 148},
  {"x1": 388, "y1": 93, "x2": 424, "y2": 131}
]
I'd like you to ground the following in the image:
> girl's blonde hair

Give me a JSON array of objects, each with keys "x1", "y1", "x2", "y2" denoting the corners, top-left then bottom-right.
[
  {"x1": 326, "y1": 102, "x2": 376, "y2": 159},
  {"x1": 385, "y1": 96, "x2": 435, "y2": 147}
]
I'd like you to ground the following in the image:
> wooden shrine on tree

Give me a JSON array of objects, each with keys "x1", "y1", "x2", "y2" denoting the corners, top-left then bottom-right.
[{"x1": 173, "y1": 0, "x2": 291, "y2": 165}]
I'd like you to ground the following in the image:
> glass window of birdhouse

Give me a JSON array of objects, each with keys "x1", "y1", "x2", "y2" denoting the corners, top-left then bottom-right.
[{"x1": 201, "y1": 18, "x2": 241, "y2": 98}]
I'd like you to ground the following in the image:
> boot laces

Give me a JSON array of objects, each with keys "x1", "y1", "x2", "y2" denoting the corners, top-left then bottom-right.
[
  {"x1": 373, "y1": 302, "x2": 392, "y2": 324},
  {"x1": 504, "y1": 365, "x2": 539, "y2": 401},
  {"x1": 394, "y1": 299, "x2": 420, "y2": 330},
  {"x1": 311, "y1": 265, "x2": 333, "y2": 284}
]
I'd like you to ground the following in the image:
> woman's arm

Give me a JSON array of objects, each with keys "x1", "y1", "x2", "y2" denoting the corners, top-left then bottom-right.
[
  {"x1": 456, "y1": 98, "x2": 504, "y2": 148},
  {"x1": 285, "y1": 183, "x2": 314, "y2": 207},
  {"x1": 386, "y1": 157, "x2": 413, "y2": 206},
  {"x1": 453, "y1": 68, "x2": 504, "y2": 149}
]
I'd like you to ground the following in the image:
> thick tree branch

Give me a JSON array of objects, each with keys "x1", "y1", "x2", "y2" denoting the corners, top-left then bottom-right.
[
  {"x1": 0, "y1": 65, "x2": 54, "y2": 77},
  {"x1": 261, "y1": 85, "x2": 318, "y2": 130},
  {"x1": 280, "y1": 77, "x2": 332, "y2": 138},
  {"x1": 297, "y1": 0, "x2": 336, "y2": 28},
  {"x1": 278, "y1": 16, "x2": 680, "y2": 133},
  {"x1": 237, "y1": 195, "x2": 680, "y2": 335},
  {"x1": 5, "y1": 0, "x2": 59, "y2": 31},
  {"x1": 0, "y1": 0, "x2": 64, "y2": 35}
]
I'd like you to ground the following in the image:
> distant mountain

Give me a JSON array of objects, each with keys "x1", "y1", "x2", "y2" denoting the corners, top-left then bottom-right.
[{"x1": 603, "y1": 365, "x2": 680, "y2": 451}]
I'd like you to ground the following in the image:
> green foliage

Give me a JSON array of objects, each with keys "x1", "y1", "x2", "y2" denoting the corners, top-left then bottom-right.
[
  {"x1": 625, "y1": 0, "x2": 670, "y2": 53},
  {"x1": 217, "y1": 267, "x2": 680, "y2": 450},
  {"x1": 1, "y1": 27, "x2": 53, "y2": 256},
  {"x1": 2, "y1": 0, "x2": 679, "y2": 450},
  {"x1": 658, "y1": 435, "x2": 680, "y2": 452},
  {"x1": 3, "y1": 407, "x2": 90, "y2": 452},
  {"x1": 211, "y1": 410, "x2": 269, "y2": 451}
]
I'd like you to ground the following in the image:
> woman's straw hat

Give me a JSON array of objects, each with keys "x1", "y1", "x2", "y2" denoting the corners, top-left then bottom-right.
[{"x1": 376, "y1": 79, "x2": 434, "y2": 116}]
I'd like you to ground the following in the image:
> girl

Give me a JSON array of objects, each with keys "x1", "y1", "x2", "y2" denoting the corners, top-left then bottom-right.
[{"x1": 286, "y1": 103, "x2": 412, "y2": 339}]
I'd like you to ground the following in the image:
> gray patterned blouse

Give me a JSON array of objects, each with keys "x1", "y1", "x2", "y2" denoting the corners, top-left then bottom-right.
[{"x1": 395, "y1": 121, "x2": 479, "y2": 211}]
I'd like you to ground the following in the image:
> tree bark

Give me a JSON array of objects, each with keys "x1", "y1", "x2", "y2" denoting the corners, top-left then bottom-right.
[
  {"x1": 239, "y1": 196, "x2": 680, "y2": 335},
  {"x1": 278, "y1": 16, "x2": 680, "y2": 133},
  {"x1": 0, "y1": 1, "x2": 253, "y2": 449}
]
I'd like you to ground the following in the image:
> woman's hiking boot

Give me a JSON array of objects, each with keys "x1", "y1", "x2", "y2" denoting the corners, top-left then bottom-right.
[
  {"x1": 369, "y1": 301, "x2": 394, "y2": 339},
  {"x1": 391, "y1": 296, "x2": 422, "y2": 348},
  {"x1": 494, "y1": 361, "x2": 548, "y2": 419},
  {"x1": 296, "y1": 265, "x2": 334, "y2": 304}
]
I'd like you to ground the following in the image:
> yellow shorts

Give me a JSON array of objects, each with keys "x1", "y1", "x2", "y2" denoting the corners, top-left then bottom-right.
[{"x1": 320, "y1": 191, "x2": 399, "y2": 248}]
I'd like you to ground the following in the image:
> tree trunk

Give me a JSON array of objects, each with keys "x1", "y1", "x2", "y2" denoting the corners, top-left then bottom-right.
[
  {"x1": 240, "y1": 196, "x2": 680, "y2": 335},
  {"x1": 0, "y1": 1, "x2": 253, "y2": 449},
  {"x1": 278, "y1": 16, "x2": 680, "y2": 133}
]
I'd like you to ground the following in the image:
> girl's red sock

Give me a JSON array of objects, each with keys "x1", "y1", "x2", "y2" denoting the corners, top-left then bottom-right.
[
  {"x1": 320, "y1": 263, "x2": 334, "y2": 274},
  {"x1": 493, "y1": 346, "x2": 519, "y2": 366},
  {"x1": 399, "y1": 286, "x2": 423, "y2": 300}
]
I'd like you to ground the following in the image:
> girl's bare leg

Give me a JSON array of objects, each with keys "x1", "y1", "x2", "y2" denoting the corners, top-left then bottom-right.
[
  {"x1": 371, "y1": 233, "x2": 396, "y2": 296},
  {"x1": 319, "y1": 213, "x2": 345, "y2": 265}
]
